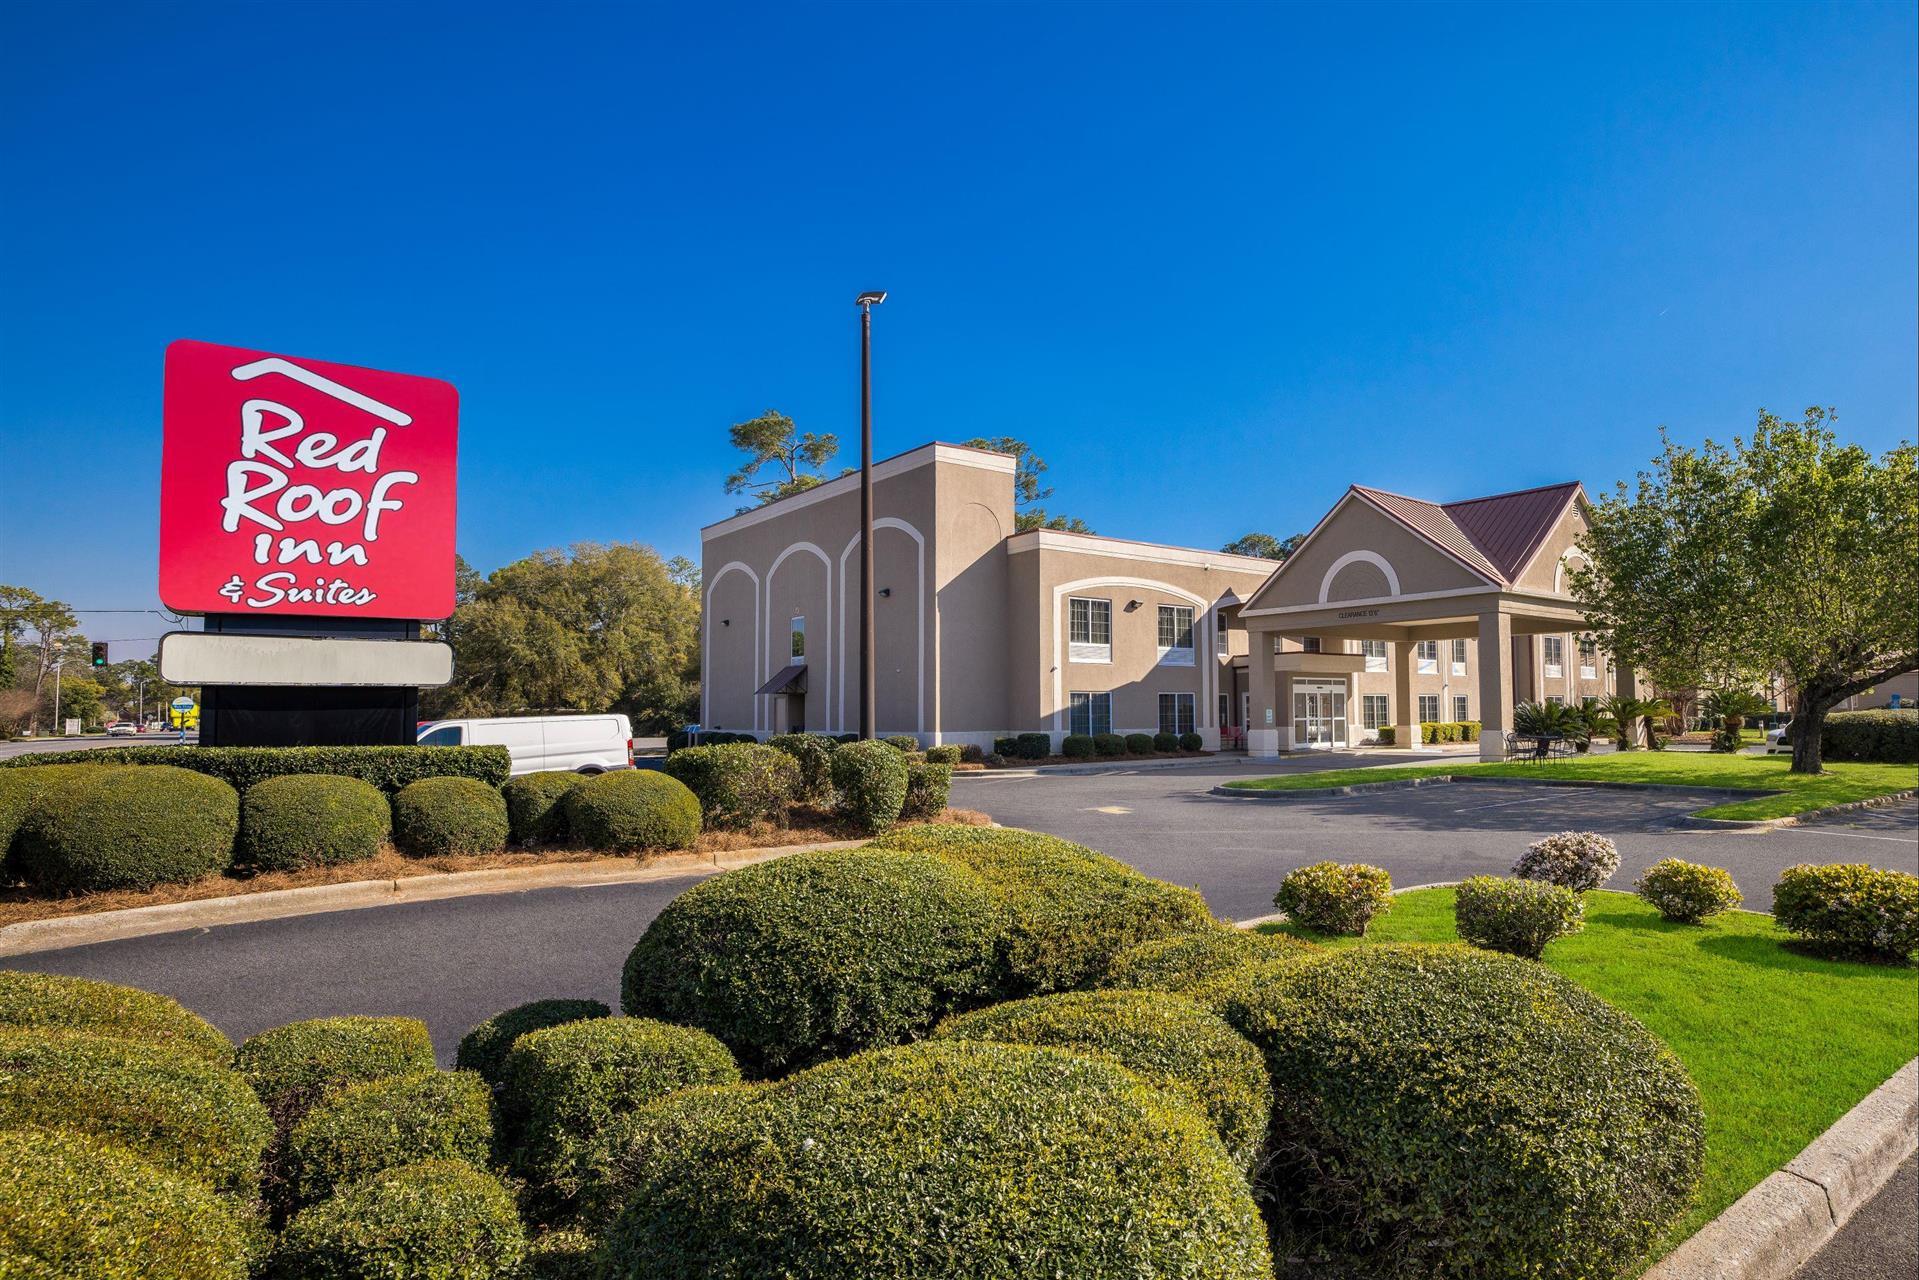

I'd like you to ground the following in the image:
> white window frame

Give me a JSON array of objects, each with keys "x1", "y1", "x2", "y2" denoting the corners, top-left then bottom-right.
[
  {"x1": 1156, "y1": 604, "x2": 1196, "y2": 667},
  {"x1": 1216, "y1": 616, "x2": 1230, "y2": 656},
  {"x1": 1450, "y1": 637, "x2": 1467, "y2": 675},
  {"x1": 1543, "y1": 635, "x2": 1564, "y2": 679},
  {"x1": 1361, "y1": 693, "x2": 1390, "y2": 730},
  {"x1": 1453, "y1": 694, "x2": 1470, "y2": 722},
  {"x1": 1417, "y1": 694, "x2": 1440, "y2": 723},
  {"x1": 1416, "y1": 640, "x2": 1438, "y2": 675},
  {"x1": 790, "y1": 615, "x2": 806, "y2": 665},
  {"x1": 1578, "y1": 635, "x2": 1597, "y2": 679},
  {"x1": 1361, "y1": 639, "x2": 1387, "y2": 672},
  {"x1": 1068, "y1": 691, "x2": 1112, "y2": 737},
  {"x1": 1158, "y1": 691, "x2": 1196, "y2": 736},
  {"x1": 1068, "y1": 596, "x2": 1112, "y2": 664},
  {"x1": 1546, "y1": 694, "x2": 1566, "y2": 708}
]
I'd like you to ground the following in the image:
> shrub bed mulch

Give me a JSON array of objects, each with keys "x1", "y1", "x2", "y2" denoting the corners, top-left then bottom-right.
[
  {"x1": 0, "y1": 808, "x2": 990, "y2": 930},
  {"x1": 1259, "y1": 887, "x2": 1919, "y2": 1255}
]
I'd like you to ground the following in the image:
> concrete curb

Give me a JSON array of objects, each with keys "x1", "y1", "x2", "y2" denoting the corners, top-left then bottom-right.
[
  {"x1": 0, "y1": 840, "x2": 859, "y2": 957},
  {"x1": 1644, "y1": 1058, "x2": 1918, "y2": 1280},
  {"x1": 1671, "y1": 788, "x2": 1919, "y2": 831}
]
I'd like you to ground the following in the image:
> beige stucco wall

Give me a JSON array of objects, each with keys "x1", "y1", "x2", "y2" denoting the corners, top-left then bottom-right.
[{"x1": 1248, "y1": 496, "x2": 1489, "y2": 611}]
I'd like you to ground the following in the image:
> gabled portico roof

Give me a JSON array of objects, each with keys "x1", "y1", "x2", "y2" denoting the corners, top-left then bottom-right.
[{"x1": 1351, "y1": 480, "x2": 1585, "y2": 587}]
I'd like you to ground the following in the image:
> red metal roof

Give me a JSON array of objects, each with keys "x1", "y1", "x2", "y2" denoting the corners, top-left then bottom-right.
[{"x1": 1352, "y1": 481, "x2": 1583, "y2": 586}]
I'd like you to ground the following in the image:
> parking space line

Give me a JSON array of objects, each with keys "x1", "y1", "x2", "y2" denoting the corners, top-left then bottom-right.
[
  {"x1": 1798, "y1": 829, "x2": 1915, "y2": 843},
  {"x1": 1450, "y1": 796, "x2": 1543, "y2": 813}
]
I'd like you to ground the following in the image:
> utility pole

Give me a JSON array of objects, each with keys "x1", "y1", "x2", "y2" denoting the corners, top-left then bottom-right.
[
  {"x1": 51, "y1": 660, "x2": 63, "y2": 736},
  {"x1": 856, "y1": 290, "x2": 887, "y2": 739}
]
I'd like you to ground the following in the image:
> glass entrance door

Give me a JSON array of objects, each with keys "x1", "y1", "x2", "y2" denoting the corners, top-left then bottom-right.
[{"x1": 1291, "y1": 683, "x2": 1349, "y2": 750}]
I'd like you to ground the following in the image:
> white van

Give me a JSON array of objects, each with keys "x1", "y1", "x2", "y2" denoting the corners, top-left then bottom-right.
[{"x1": 416, "y1": 715, "x2": 633, "y2": 776}]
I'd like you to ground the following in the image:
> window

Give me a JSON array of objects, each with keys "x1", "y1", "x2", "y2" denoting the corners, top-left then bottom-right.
[
  {"x1": 418, "y1": 725, "x2": 462, "y2": 746},
  {"x1": 790, "y1": 615, "x2": 806, "y2": 663},
  {"x1": 1301, "y1": 636, "x2": 1321, "y2": 653},
  {"x1": 1546, "y1": 694, "x2": 1565, "y2": 708},
  {"x1": 1417, "y1": 694, "x2": 1440, "y2": 723},
  {"x1": 1157, "y1": 605, "x2": 1195, "y2": 666},
  {"x1": 1158, "y1": 692, "x2": 1196, "y2": 736},
  {"x1": 1361, "y1": 639, "x2": 1387, "y2": 672},
  {"x1": 1416, "y1": 640, "x2": 1438, "y2": 674},
  {"x1": 1362, "y1": 694, "x2": 1390, "y2": 729},
  {"x1": 1216, "y1": 617, "x2": 1230, "y2": 655},
  {"x1": 1068, "y1": 597, "x2": 1111, "y2": 662},
  {"x1": 1579, "y1": 635, "x2": 1597, "y2": 679},
  {"x1": 1543, "y1": 636, "x2": 1564, "y2": 678},
  {"x1": 1069, "y1": 691, "x2": 1112, "y2": 737},
  {"x1": 1451, "y1": 638, "x2": 1468, "y2": 674},
  {"x1": 1218, "y1": 693, "x2": 1230, "y2": 727},
  {"x1": 1453, "y1": 695, "x2": 1470, "y2": 722}
]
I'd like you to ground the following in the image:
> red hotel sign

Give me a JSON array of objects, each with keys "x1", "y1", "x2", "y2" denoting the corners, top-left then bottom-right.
[{"x1": 159, "y1": 340, "x2": 459, "y2": 619}]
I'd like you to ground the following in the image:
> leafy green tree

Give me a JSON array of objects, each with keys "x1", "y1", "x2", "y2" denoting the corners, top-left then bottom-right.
[
  {"x1": 427, "y1": 542, "x2": 700, "y2": 732},
  {"x1": 3, "y1": 591, "x2": 78, "y2": 735},
  {"x1": 0, "y1": 584, "x2": 38, "y2": 686},
  {"x1": 725, "y1": 411, "x2": 840, "y2": 510},
  {"x1": 964, "y1": 437, "x2": 1091, "y2": 533},
  {"x1": 1220, "y1": 532, "x2": 1305, "y2": 560},
  {"x1": 1574, "y1": 410, "x2": 1917, "y2": 773}
]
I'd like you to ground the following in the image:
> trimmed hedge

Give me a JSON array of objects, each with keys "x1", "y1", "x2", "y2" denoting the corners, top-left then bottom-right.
[
  {"x1": 1061, "y1": 733, "x2": 1095, "y2": 759},
  {"x1": 663, "y1": 742, "x2": 799, "y2": 828},
  {"x1": 267, "y1": 1160, "x2": 526, "y2": 1280},
  {"x1": 1819, "y1": 709, "x2": 1919, "y2": 763},
  {"x1": 0, "y1": 1128, "x2": 250, "y2": 1280},
  {"x1": 1153, "y1": 732, "x2": 1178, "y2": 753},
  {"x1": 503, "y1": 1017, "x2": 740, "y2": 1206},
  {"x1": 14, "y1": 765, "x2": 238, "y2": 891},
  {"x1": 1773, "y1": 863, "x2": 1919, "y2": 961},
  {"x1": 0, "y1": 969, "x2": 230, "y2": 1064},
  {"x1": 935, "y1": 989, "x2": 1273, "y2": 1173},
  {"x1": 1124, "y1": 732, "x2": 1155, "y2": 755},
  {"x1": 239, "y1": 773, "x2": 391, "y2": 871},
  {"x1": 0, "y1": 1029, "x2": 273, "y2": 1201},
  {"x1": 1211, "y1": 944, "x2": 1704, "y2": 1279},
  {"x1": 284, "y1": 1070, "x2": 495, "y2": 1209},
  {"x1": 1513, "y1": 830, "x2": 1620, "y2": 894},
  {"x1": 1013, "y1": 732, "x2": 1051, "y2": 760},
  {"x1": 620, "y1": 846, "x2": 999, "y2": 1075},
  {"x1": 0, "y1": 743, "x2": 511, "y2": 791},
  {"x1": 1455, "y1": 875, "x2": 1584, "y2": 959},
  {"x1": 1636, "y1": 859, "x2": 1744, "y2": 924},
  {"x1": 391, "y1": 775, "x2": 509, "y2": 857},
  {"x1": 767, "y1": 732, "x2": 838, "y2": 802},
  {"x1": 586, "y1": 1040, "x2": 1271, "y2": 1279},
  {"x1": 455, "y1": 997, "x2": 610, "y2": 1095},
  {"x1": 1094, "y1": 732, "x2": 1125, "y2": 757},
  {"x1": 0, "y1": 761, "x2": 102, "y2": 868},
  {"x1": 1179, "y1": 731, "x2": 1203, "y2": 752},
  {"x1": 1272, "y1": 860, "x2": 1393, "y2": 936},
  {"x1": 924, "y1": 744, "x2": 963, "y2": 766},
  {"x1": 882, "y1": 734, "x2": 921, "y2": 753},
  {"x1": 502, "y1": 771, "x2": 586, "y2": 845},
  {"x1": 901, "y1": 760, "x2": 952, "y2": 820},
  {"x1": 1099, "y1": 925, "x2": 1319, "y2": 996},
  {"x1": 865, "y1": 826, "x2": 1215, "y2": 996},
  {"x1": 561, "y1": 770, "x2": 701, "y2": 852},
  {"x1": 829, "y1": 738, "x2": 909, "y2": 834},
  {"x1": 992, "y1": 736, "x2": 1019, "y2": 757},
  {"x1": 235, "y1": 1015, "x2": 437, "y2": 1127}
]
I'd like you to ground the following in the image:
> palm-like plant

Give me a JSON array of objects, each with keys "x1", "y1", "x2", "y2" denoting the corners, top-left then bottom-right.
[
  {"x1": 1512, "y1": 699, "x2": 1591, "y2": 746},
  {"x1": 1700, "y1": 688, "x2": 1771, "y2": 731},
  {"x1": 1600, "y1": 695, "x2": 1675, "y2": 750}
]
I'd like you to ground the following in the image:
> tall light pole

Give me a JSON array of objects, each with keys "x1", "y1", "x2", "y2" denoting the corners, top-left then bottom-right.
[
  {"x1": 856, "y1": 290, "x2": 887, "y2": 740},
  {"x1": 51, "y1": 660, "x2": 63, "y2": 736}
]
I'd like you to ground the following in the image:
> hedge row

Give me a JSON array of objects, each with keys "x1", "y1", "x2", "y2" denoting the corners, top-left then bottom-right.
[
  {"x1": 0, "y1": 744, "x2": 511, "y2": 790},
  {"x1": 1818, "y1": 709, "x2": 1919, "y2": 764},
  {"x1": 1061, "y1": 732, "x2": 1205, "y2": 758}
]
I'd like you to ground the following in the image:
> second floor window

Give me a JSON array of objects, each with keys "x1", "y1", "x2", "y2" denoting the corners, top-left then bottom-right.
[
  {"x1": 1451, "y1": 638, "x2": 1468, "y2": 672},
  {"x1": 790, "y1": 615, "x2": 806, "y2": 663},
  {"x1": 1157, "y1": 605, "x2": 1195, "y2": 665},
  {"x1": 1301, "y1": 636, "x2": 1322, "y2": 653},
  {"x1": 1543, "y1": 636, "x2": 1565, "y2": 676},
  {"x1": 1068, "y1": 597, "x2": 1112, "y2": 662},
  {"x1": 1416, "y1": 640, "x2": 1438, "y2": 673},
  {"x1": 1362, "y1": 639, "x2": 1387, "y2": 671}
]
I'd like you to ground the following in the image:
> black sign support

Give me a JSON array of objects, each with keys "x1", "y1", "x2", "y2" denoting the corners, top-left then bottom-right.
[{"x1": 196, "y1": 614, "x2": 421, "y2": 747}]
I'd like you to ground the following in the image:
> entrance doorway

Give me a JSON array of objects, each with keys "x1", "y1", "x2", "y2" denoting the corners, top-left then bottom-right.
[{"x1": 1291, "y1": 680, "x2": 1348, "y2": 750}]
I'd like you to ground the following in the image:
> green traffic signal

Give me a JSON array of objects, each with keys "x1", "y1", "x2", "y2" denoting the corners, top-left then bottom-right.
[{"x1": 90, "y1": 641, "x2": 108, "y2": 668}]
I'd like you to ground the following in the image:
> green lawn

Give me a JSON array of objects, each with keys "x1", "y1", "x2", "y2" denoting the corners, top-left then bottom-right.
[
  {"x1": 1224, "y1": 750, "x2": 1918, "y2": 820},
  {"x1": 1260, "y1": 889, "x2": 1919, "y2": 1252}
]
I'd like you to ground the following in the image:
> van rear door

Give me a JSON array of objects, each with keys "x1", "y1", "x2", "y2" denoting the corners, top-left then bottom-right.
[{"x1": 543, "y1": 716, "x2": 627, "y2": 773}]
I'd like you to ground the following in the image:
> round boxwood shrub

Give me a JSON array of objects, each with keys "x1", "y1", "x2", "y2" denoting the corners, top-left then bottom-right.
[
  {"x1": 1773, "y1": 862, "x2": 1919, "y2": 961},
  {"x1": 284, "y1": 1070, "x2": 495, "y2": 1209},
  {"x1": 621, "y1": 846, "x2": 999, "y2": 1075},
  {"x1": 867, "y1": 825, "x2": 1215, "y2": 995},
  {"x1": 1212, "y1": 944, "x2": 1704, "y2": 1279},
  {"x1": 662, "y1": 742, "x2": 799, "y2": 829},
  {"x1": 561, "y1": 770, "x2": 701, "y2": 853},
  {"x1": 1061, "y1": 733, "x2": 1095, "y2": 759},
  {"x1": 1013, "y1": 732, "x2": 1052, "y2": 760},
  {"x1": 15, "y1": 764, "x2": 238, "y2": 891},
  {"x1": 1272, "y1": 860, "x2": 1393, "y2": 936},
  {"x1": 502, "y1": 771, "x2": 586, "y2": 846},
  {"x1": 900, "y1": 760, "x2": 952, "y2": 820},
  {"x1": 936, "y1": 989, "x2": 1272, "y2": 1173},
  {"x1": 924, "y1": 744, "x2": 963, "y2": 766},
  {"x1": 235, "y1": 1015, "x2": 437, "y2": 1127},
  {"x1": 1455, "y1": 875, "x2": 1584, "y2": 959},
  {"x1": 238, "y1": 774, "x2": 391, "y2": 872},
  {"x1": 0, "y1": 762, "x2": 103, "y2": 870},
  {"x1": 1152, "y1": 731, "x2": 1178, "y2": 753},
  {"x1": 1099, "y1": 925, "x2": 1318, "y2": 996},
  {"x1": 0, "y1": 969, "x2": 230, "y2": 1063},
  {"x1": 267, "y1": 1160, "x2": 526, "y2": 1280},
  {"x1": 455, "y1": 997, "x2": 611, "y2": 1094},
  {"x1": 1124, "y1": 732, "x2": 1156, "y2": 755},
  {"x1": 1093, "y1": 731, "x2": 1126, "y2": 757},
  {"x1": 0, "y1": 1029, "x2": 273, "y2": 1201},
  {"x1": 587, "y1": 1040, "x2": 1271, "y2": 1279},
  {"x1": 1636, "y1": 858, "x2": 1744, "y2": 924},
  {"x1": 1179, "y1": 731, "x2": 1203, "y2": 752},
  {"x1": 390, "y1": 775, "x2": 508, "y2": 857},
  {"x1": 881, "y1": 734, "x2": 921, "y2": 754},
  {"x1": 0, "y1": 1127, "x2": 251, "y2": 1280},
  {"x1": 829, "y1": 738, "x2": 910, "y2": 834},
  {"x1": 502, "y1": 1016, "x2": 740, "y2": 1206},
  {"x1": 766, "y1": 732, "x2": 838, "y2": 803},
  {"x1": 1513, "y1": 830, "x2": 1621, "y2": 894}
]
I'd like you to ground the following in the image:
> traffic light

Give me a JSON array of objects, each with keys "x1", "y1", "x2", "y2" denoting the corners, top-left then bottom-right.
[{"x1": 90, "y1": 641, "x2": 108, "y2": 668}]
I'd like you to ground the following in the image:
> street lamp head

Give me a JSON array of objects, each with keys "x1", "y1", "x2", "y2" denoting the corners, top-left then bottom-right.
[{"x1": 855, "y1": 291, "x2": 888, "y2": 307}]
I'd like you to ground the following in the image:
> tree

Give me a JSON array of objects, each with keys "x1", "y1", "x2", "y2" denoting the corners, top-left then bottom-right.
[
  {"x1": 7, "y1": 592, "x2": 77, "y2": 735},
  {"x1": 1220, "y1": 532, "x2": 1305, "y2": 560},
  {"x1": 426, "y1": 542, "x2": 700, "y2": 732},
  {"x1": 0, "y1": 584, "x2": 37, "y2": 687},
  {"x1": 725, "y1": 411, "x2": 840, "y2": 510},
  {"x1": 963, "y1": 437, "x2": 1092, "y2": 533},
  {"x1": 1573, "y1": 410, "x2": 1917, "y2": 773}
]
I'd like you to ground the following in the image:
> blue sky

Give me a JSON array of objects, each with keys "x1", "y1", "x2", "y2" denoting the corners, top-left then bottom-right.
[{"x1": 2, "y1": 1, "x2": 1913, "y2": 654}]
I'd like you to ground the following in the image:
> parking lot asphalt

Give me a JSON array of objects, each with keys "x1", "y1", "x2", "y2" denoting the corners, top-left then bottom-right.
[
  {"x1": 1793, "y1": 1156, "x2": 1918, "y2": 1280},
  {"x1": 2, "y1": 753, "x2": 1913, "y2": 1062}
]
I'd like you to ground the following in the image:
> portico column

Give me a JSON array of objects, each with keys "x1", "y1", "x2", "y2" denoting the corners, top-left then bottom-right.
[
  {"x1": 1247, "y1": 630, "x2": 1280, "y2": 759},
  {"x1": 1393, "y1": 640, "x2": 1420, "y2": 751},
  {"x1": 1615, "y1": 660, "x2": 1644, "y2": 749},
  {"x1": 1478, "y1": 609, "x2": 1514, "y2": 761}
]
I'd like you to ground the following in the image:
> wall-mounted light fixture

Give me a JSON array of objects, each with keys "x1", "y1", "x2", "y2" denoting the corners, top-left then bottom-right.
[
  {"x1": 878, "y1": 587, "x2": 892, "y2": 598},
  {"x1": 1125, "y1": 598, "x2": 1143, "y2": 611},
  {"x1": 721, "y1": 619, "x2": 730, "y2": 627}
]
